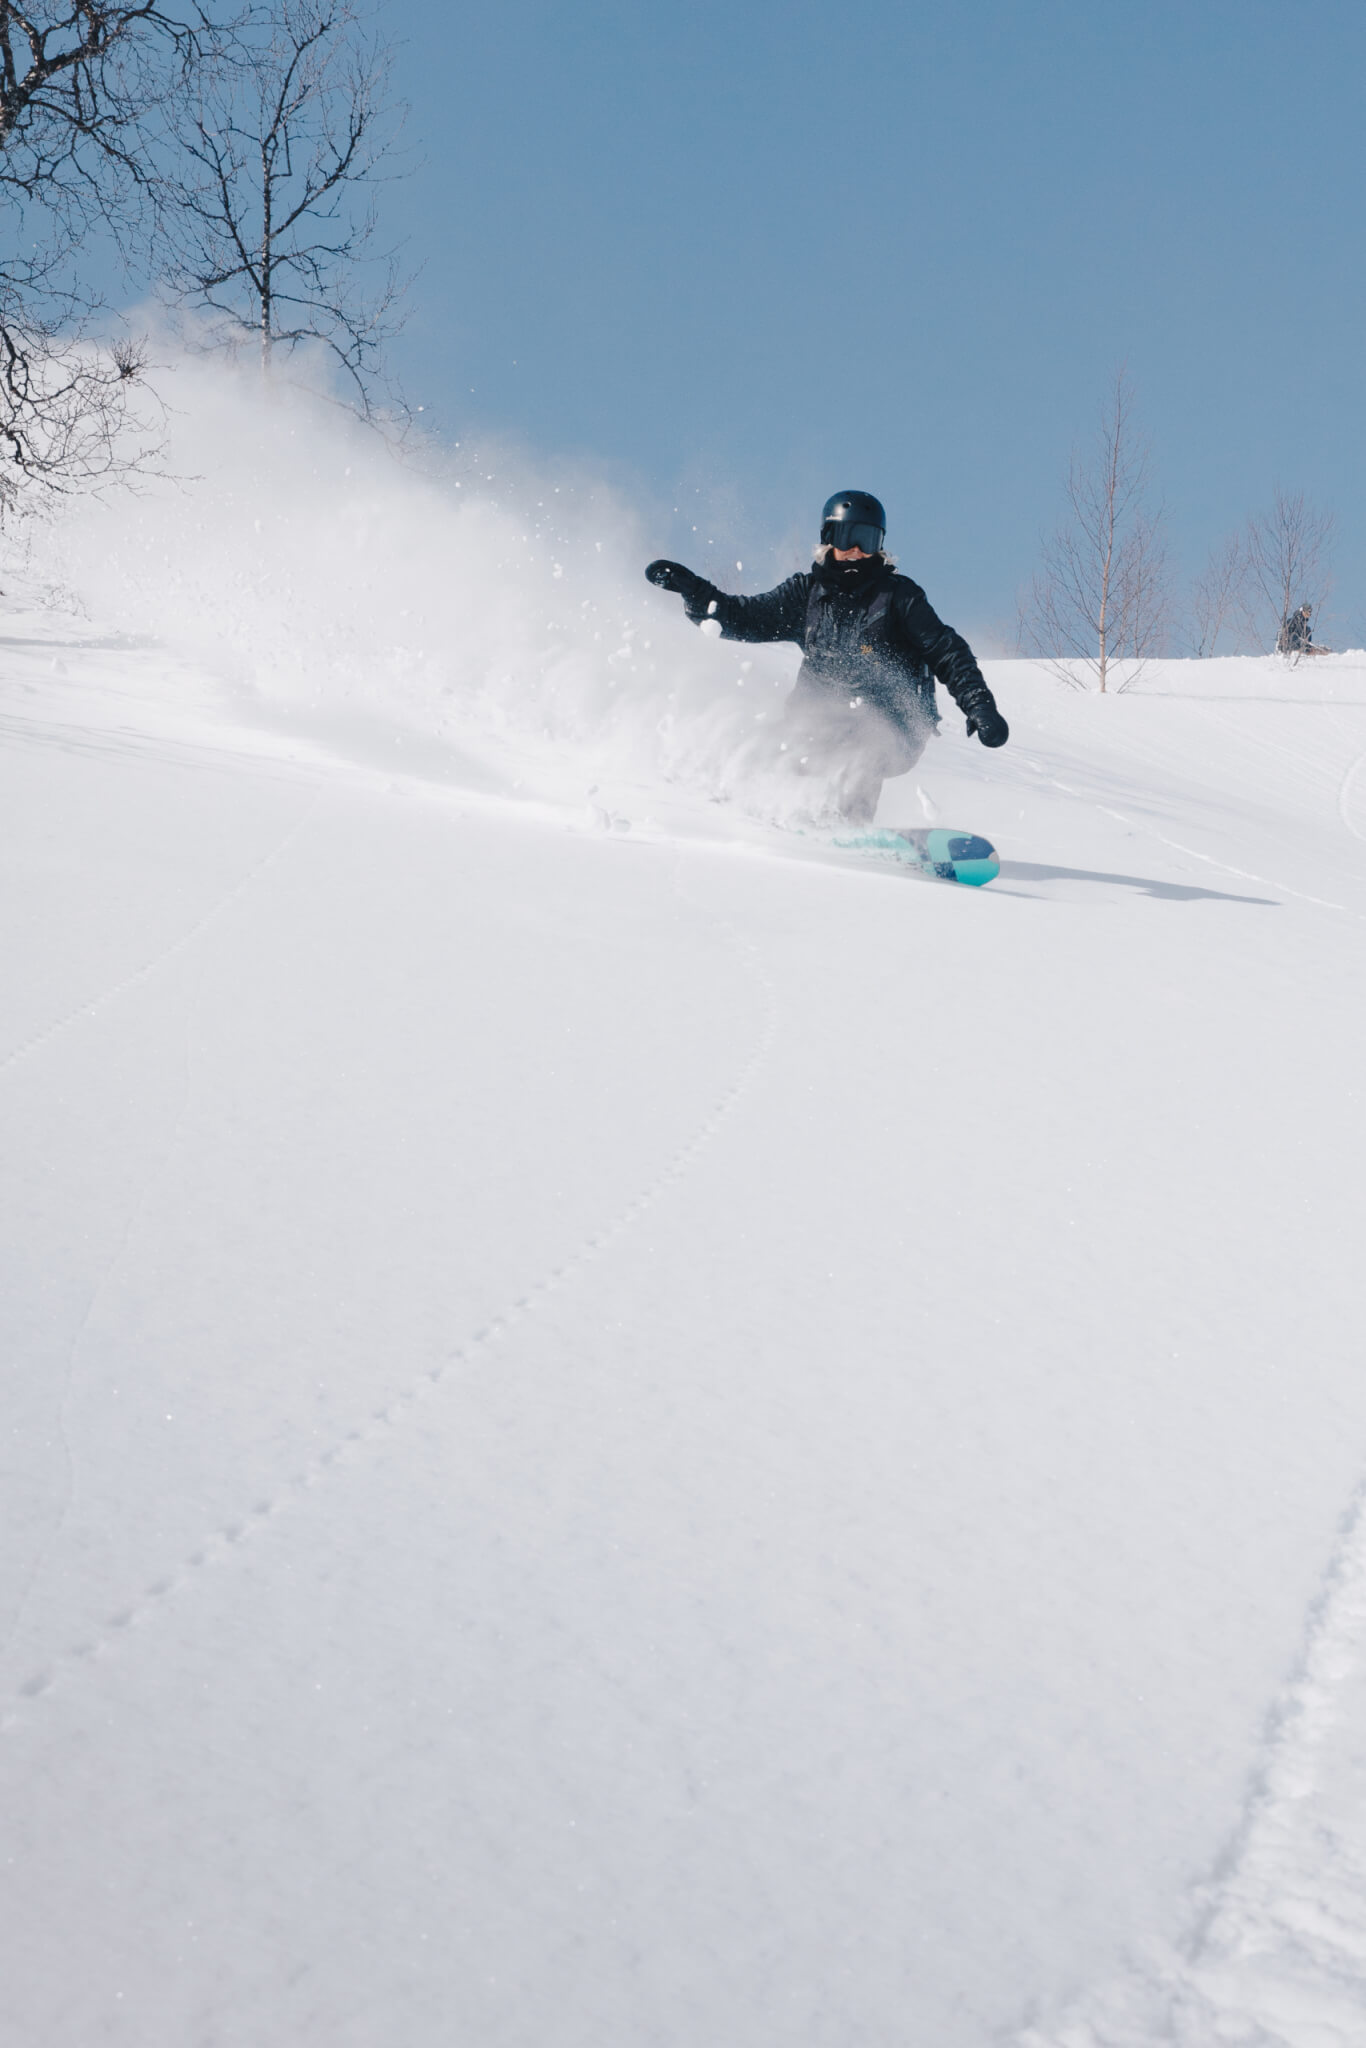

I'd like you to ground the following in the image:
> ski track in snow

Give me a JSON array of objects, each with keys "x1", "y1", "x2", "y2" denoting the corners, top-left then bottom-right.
[
  {"x1": 1103, "y1": 808, "x2": 1363, "y2": 919},
  {"x1": 0, "y1": 848, "x2": 779, "y2": 1732},
  {"x1": 1006, "y1": 711, "x2": 1366, "y2": 2044},
  {"x1": 1174, "y1": 697, "x2": 1366, "y2": 884},
  {"x1": 1025, "y1": 755, "x2": 1366, "y2": 922},
  {"x1": 1017, "y1": 1475, "x2": 1366, "y2": 2048},
  {"x1": 1337, "y1": 749, "x2": 1366, "y2": 841}
]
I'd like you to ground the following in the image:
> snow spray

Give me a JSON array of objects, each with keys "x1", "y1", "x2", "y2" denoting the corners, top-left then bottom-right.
[{"x1": 34, "y1": 348, "x2": 805, "y2": 809}]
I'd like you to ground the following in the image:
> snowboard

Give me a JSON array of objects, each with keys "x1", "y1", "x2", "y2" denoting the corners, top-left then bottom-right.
[{"x1": 832, "y1": 826, "x2": 1001, "y2": 886}]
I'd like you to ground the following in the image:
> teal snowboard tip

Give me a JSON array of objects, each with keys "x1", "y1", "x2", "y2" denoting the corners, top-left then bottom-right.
[{"x1": 832, "y1": 827, "x2": 1001, "y2": 886}]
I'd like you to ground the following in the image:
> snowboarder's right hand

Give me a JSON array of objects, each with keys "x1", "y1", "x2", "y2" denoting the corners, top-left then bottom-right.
[
  {"x1": 645, "y1": 559, "x2": 706, "y2": 599},
  {"x1": 646, "y1": 559, "x2": 723, "y2": 624}
]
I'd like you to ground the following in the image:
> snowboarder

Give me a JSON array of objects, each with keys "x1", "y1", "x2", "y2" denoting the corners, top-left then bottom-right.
[
  {"x1": 1278, "y1": 603, "x2": 1316, "y2": 656},
  {"x1": 645, "y1": 491, "x2": 1007, "y2": 824}
]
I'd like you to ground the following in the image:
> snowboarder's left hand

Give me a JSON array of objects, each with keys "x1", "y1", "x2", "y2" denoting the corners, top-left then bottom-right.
[{"x1": 965, "y1": 703, "x2": 1009, "y2": 748}]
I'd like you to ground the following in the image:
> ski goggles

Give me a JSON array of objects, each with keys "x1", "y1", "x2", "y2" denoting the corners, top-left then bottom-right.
[{"x1": 821, "y1": 519, "x2": 885, "y2": 554}]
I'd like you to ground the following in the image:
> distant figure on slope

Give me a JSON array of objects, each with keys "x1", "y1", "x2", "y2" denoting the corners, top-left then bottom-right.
[
  {"x1": 645, "y1": 491, "x2": 1007, "y2": 825},
  {"x1": 1278, "y1": 603, "x2": 1317, "y2": 656}
]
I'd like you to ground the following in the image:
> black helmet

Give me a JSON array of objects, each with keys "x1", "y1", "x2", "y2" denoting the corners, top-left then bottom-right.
[{"x1": 821, "y1": 490, "x2": 886, "y2": 554}]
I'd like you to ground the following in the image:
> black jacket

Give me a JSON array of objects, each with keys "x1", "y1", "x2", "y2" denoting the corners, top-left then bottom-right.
[{"x1": 689, "y1": 556, "x2": 994, "y2": 737}]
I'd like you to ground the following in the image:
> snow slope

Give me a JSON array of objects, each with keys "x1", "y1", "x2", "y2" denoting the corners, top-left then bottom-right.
[{"x1": 2, "y1": 381, "x2": 1366, "y2": 2048}]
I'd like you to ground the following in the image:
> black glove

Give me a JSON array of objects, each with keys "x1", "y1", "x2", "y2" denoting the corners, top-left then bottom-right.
[
  {"x1": 645, "y1": 559, "x2": 705, "y2": 598},
  {"x1": 645, "y1": 559, "x2": 722, "y2": 621},
  {"x1": 963, "y1": 694, "x2": 1009, "y2": 748}
]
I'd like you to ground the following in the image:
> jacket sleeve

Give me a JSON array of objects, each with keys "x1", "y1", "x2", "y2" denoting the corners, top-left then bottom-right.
[
  {"x1": 687, "y1": 573, "x2": 809, "y2": 644},
  {"x1": 893, "y1": 580, "x2": 995, "y2": 711}
]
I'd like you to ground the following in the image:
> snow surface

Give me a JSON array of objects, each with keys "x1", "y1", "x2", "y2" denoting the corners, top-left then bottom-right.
[{"x1": 3, "y1": 364, "x2": 1366, "y2": 2047}]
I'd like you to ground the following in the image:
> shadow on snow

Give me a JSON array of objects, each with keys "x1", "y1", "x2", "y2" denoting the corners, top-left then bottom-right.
[{"x1": 1000, "y1": 860, "x2": 1276, "y2": 905}]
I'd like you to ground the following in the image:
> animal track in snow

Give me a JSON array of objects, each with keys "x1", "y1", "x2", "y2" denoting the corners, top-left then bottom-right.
[{"x1": 1, "y1": 852, "x2": 779, "y2": 1732}]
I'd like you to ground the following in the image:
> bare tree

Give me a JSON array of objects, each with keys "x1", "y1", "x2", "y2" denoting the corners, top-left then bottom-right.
[
  {"x1": 0, "y1": 307, "x2": 164, "y2": 514},
  {"x1": 160, "y1": 0, "x2": 406, "y2": 409},
  {"x1": 1188, "y1": 531, "x2": 1247, "y2": 657},
  {"x1": 1244, "y1": 488, "x2": 1334, "y2": 656},
  {"x1": 0, "y1": 0, "x2": 210, "y2": 216},
  {"x1": 0, "y1": 0, "x2": 219, "y2": 511},
  {"x1": 1021, "y1": 366, "x2": 1170, "y2": 692}
]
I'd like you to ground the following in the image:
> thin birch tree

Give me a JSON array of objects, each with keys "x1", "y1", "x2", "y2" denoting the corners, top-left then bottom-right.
[
  {"x1": 1188, "y1": 531, "x2": 1247, "y2": 656},
  {"x1": 1022, "y1": 366, "x2": 1169, "y2": 692}
]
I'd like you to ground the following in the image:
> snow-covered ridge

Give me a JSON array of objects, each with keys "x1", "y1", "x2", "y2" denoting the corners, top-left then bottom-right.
[{"x1": 3, "y1": 363, "x2": 1366, "y2": 2048}]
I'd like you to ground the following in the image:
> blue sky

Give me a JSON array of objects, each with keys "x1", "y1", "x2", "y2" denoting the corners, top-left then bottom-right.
[{"x1": 383, "y1": 0, "x2": 1364, "y2": 642}]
